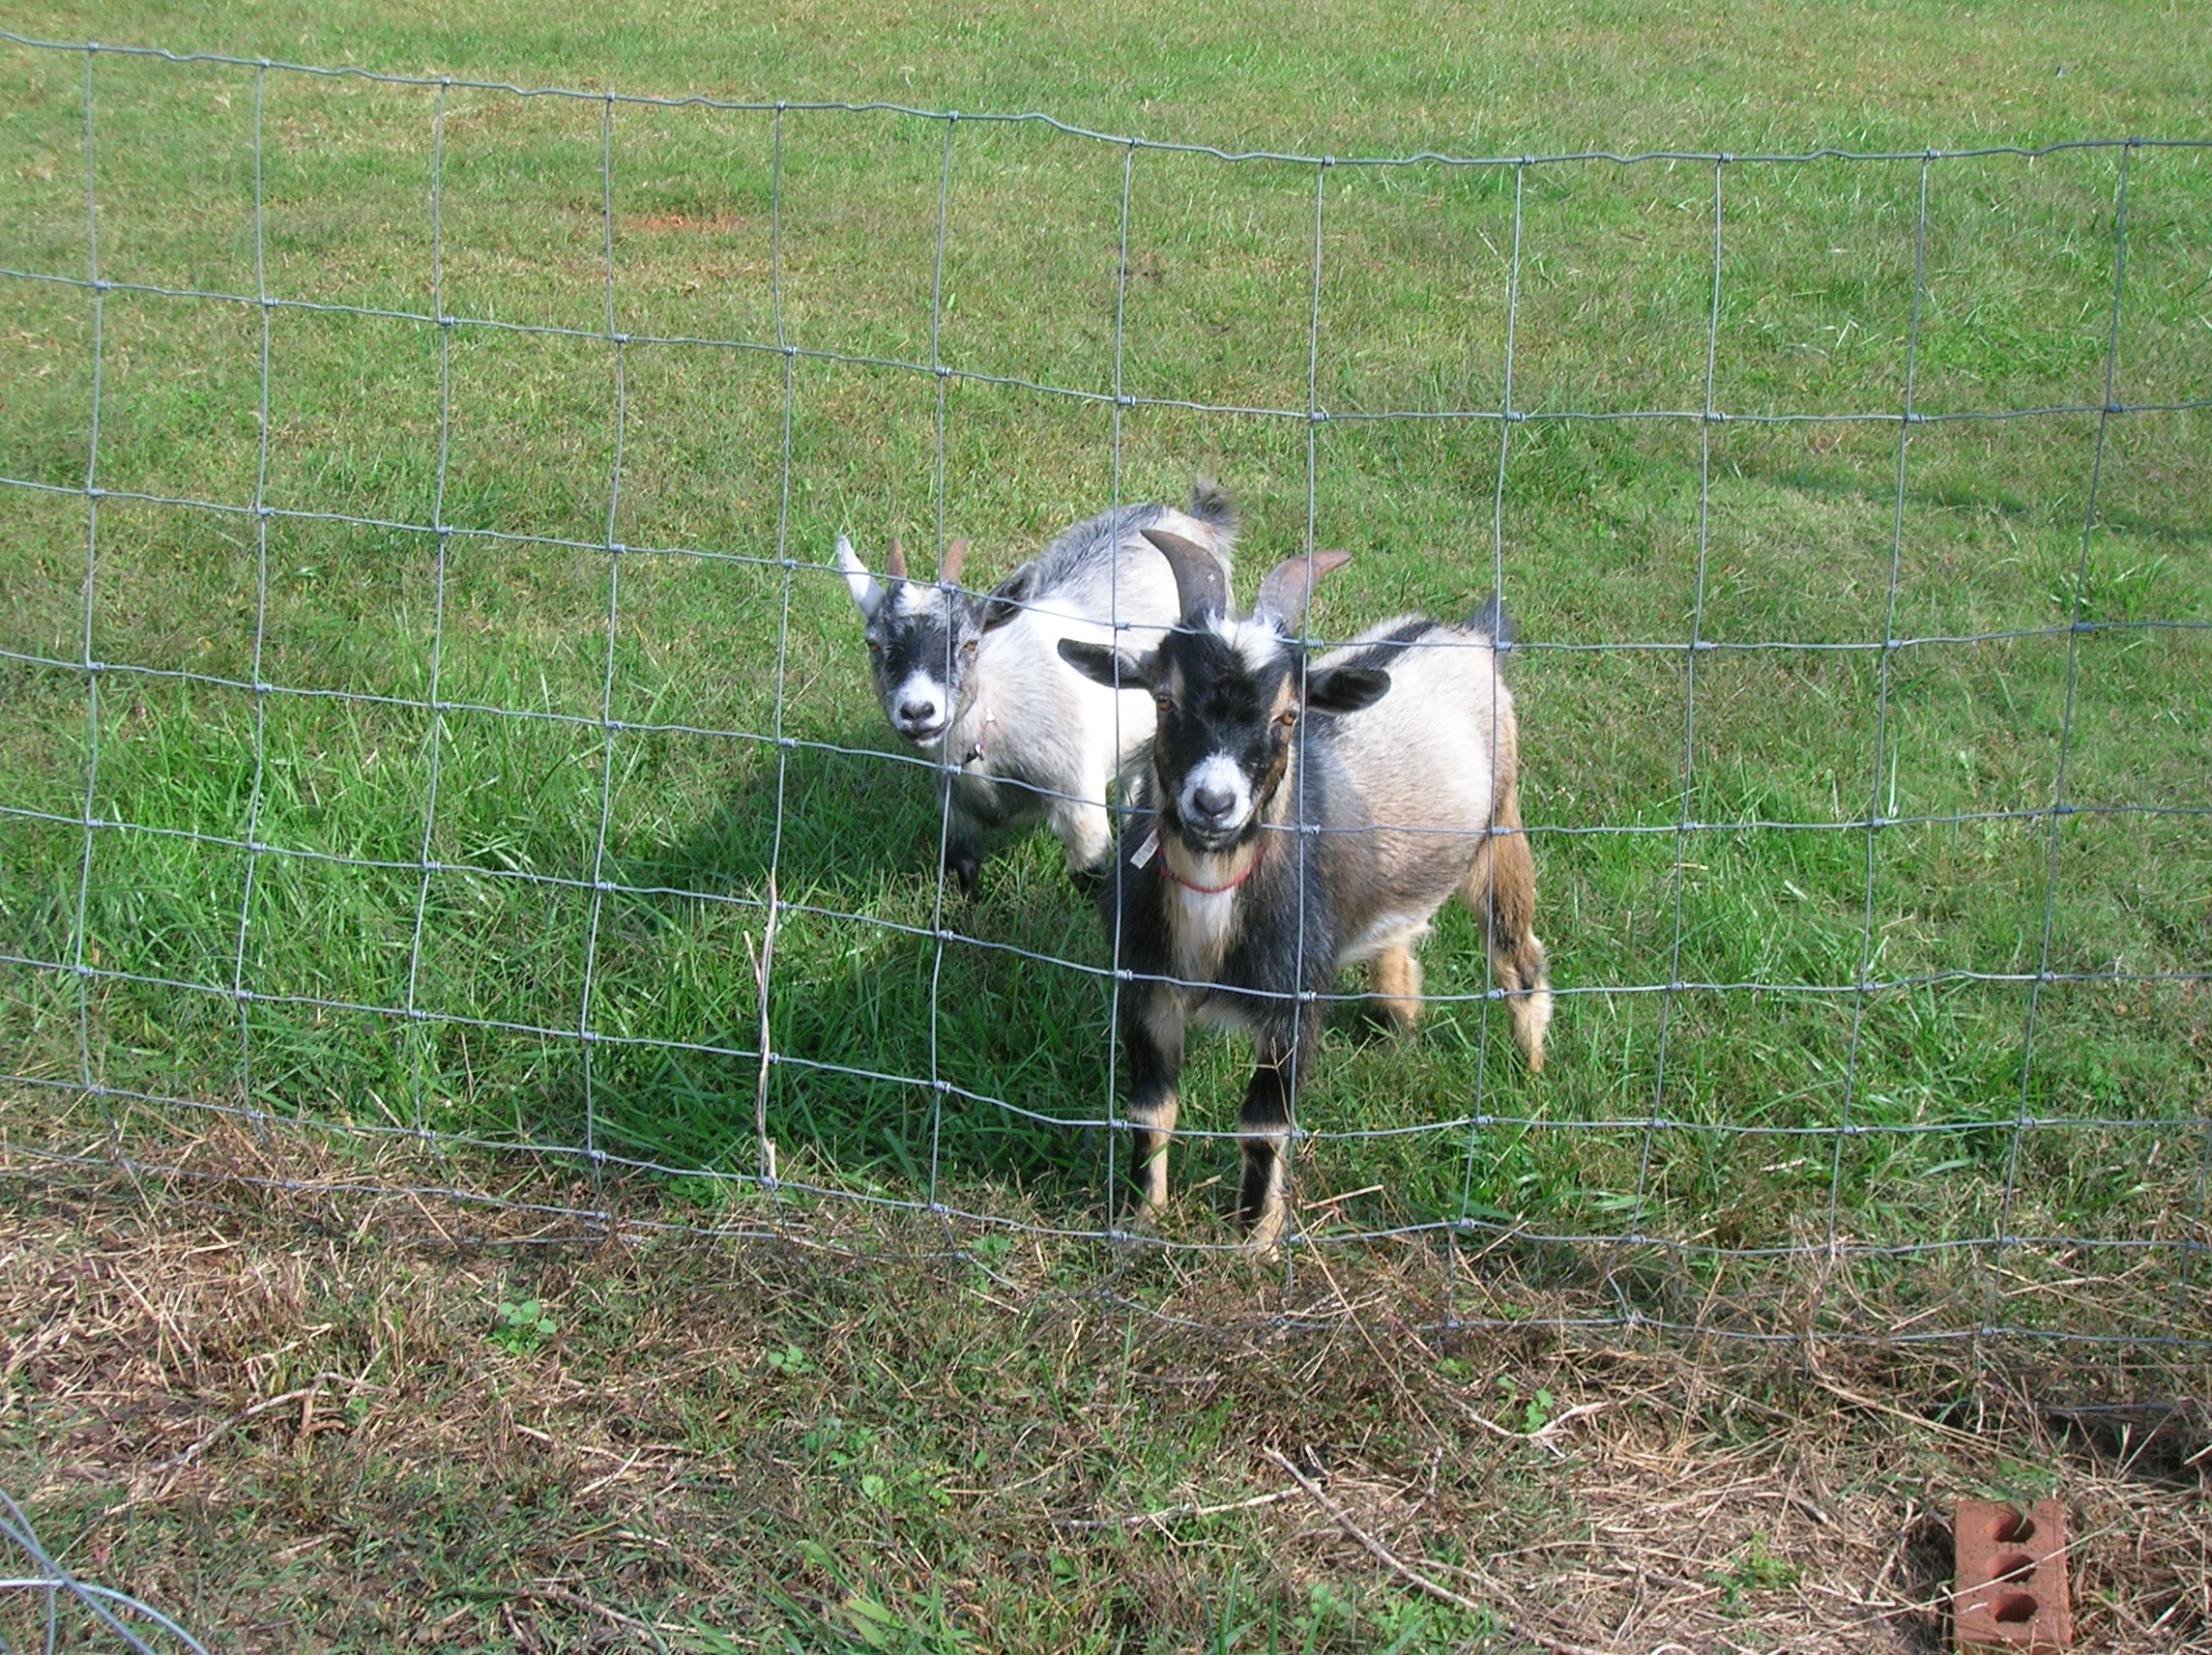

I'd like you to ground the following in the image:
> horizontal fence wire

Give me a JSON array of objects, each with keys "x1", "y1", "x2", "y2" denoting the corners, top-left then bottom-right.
[{"x1": 2, "y1": 32, "x2": 2209, "y2": 1350}]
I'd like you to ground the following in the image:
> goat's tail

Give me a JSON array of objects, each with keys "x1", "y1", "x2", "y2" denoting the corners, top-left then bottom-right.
[
  {"x1": 1464, "y1": 591, "x2": 1517, "y2": 652},
  {"x1": 1187, "y1": 474, "x2": 1237, "y2": 534}
]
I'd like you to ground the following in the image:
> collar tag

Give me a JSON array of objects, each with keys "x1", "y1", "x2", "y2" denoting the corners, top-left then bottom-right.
[
  {"x1": 962, "y1": 708, "x2": 994, "y2": 767},
  {"x1": 1129, "y1": 827, "x2": 1159, "y2": 869}
]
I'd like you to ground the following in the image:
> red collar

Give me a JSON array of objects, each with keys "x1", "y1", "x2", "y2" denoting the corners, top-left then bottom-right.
[{"x1": 1160, "y1": 853, "x2": 1259, "y2": 895}]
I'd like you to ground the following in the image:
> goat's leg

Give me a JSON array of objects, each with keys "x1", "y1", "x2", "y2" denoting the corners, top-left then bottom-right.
[
  {"x1": 1047, "y1": 792, "x2": 1117, "y2": 887},
  {"x1": 1371, "y1": 944, "x2": 1423, "y2": 1032},
  {"x1": 943, "y1": 813, "x2": 984, "y2": 898},
  {"x1": 1460, "y1": 798, "x2": 1552, "y2": 1072},
  {"x1": 1237, "y1": 1022, "x2": 1310, "y2": 1249},
  {"x1": 1122, "y1": 987, "x2": 1183, "y2": 1218},
  {"x1": 935, "y1": 773, "x2": 989, "y2": 898}
]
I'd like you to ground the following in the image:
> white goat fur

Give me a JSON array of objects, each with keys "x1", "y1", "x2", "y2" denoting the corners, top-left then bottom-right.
[{"x1": 837, "y1": 495, "x2": 1236, "y2": 882}]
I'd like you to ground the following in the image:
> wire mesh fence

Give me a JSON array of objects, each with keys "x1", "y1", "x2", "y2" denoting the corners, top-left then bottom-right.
[{"x1": 2, "y1": 32, "x2": 2208, "y2": 1357}]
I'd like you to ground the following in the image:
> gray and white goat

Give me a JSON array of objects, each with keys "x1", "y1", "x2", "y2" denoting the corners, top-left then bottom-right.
[
  {"x1": 835, "y1": 483, "x2": 1236, "y2": 893},
  {"x1": 1059, "y1": 531, "x2": 1552, "y2": 1246}
]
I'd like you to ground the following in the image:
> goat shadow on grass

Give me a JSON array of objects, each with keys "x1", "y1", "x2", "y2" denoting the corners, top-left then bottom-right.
[
  {"x1": 510, "y1": 724, "x2": 1114, "y2": 1212},
  {"x1": 608, "y1": 722, "x2": 948, "y2": 905},
  {"x1": 2040, "y1": 1399, "x2": 2209, "y2": 1490},
  {"x1": 509, "y1": 732, "x2": 1586, "y2": 1241},
  {"x1": 1892, "y1": 1510, "x2": 1957, "y2": 1655},
  {"x1": 1771, "y1": 459, "x2": 2212, "y2": 553}
]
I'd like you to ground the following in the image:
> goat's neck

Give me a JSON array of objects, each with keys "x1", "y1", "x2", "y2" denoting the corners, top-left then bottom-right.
[
  {"x1": 930, "y1": 690, "x2": 991, "y2": 768},
  {"x1": 1158, "y1": 836, "x2": 1260, "y2": 895},
  {"x1": 952, "y1": 699, "x2": 995, "y2": 767}
]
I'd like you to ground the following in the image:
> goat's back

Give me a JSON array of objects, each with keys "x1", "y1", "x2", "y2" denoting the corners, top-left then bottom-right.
[
  {"x1": 971, "y1": 504, "x2": 1236, "y2": 800},
  {"x1": 1029, "y1": 503, "x2": 1235, "y2": 641},
  {"x1": 1305, "y1": 616, "x2": 1516, "y2": 951}
]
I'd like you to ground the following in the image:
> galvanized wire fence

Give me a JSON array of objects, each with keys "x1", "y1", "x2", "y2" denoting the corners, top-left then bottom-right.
[{"x1": 2, "y1": 33, "x2": 2209, "y2": 1353}]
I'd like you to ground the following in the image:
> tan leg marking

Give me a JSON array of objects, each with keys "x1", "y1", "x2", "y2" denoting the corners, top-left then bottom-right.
[
  {"x1": 1371, "y1": 944, "x2": 1424, "y2": 1032},
  {"x1": 1129, "y1": 1091, "x2": 1178, "y2": 1214},
  {"x1": 1460, "y1": 776, "x2": 1552, "y2": 1073}
]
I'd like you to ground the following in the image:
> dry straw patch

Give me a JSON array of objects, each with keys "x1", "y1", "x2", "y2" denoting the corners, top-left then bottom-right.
[{"x1": 1, "y1": 1112, "x2": 2207, "y2": 1653}]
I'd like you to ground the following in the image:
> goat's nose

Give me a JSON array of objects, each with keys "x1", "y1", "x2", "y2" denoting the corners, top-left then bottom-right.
[
  {"x1": 1191, "y1": 784, "x2": 1237, "y2": 820},
  {"x1": 899, "y1": 697, "x2": 938, "y2": 723}
]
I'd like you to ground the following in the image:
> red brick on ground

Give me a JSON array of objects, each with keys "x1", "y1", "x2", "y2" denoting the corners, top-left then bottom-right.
[{"x1": 1955, "y1": 1498, "x2": 2072, "y2": 1653}]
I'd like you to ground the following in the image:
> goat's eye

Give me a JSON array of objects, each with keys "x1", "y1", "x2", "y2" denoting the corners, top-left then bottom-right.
[
  {"x1": 962, "y1": 639, "x2": 978, "y2": 656},
  {"x1": 865, "y1": 641, "x2": 882, "y2": 654},
  {"x1": 1277, "y1": 709, "x2": 1299, "y2": 729},
  {"x1": 1153, "y1": 694, "x2": 1175, "y2": 714}
]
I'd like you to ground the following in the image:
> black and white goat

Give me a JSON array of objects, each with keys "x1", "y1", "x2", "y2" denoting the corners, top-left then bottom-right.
[
  {"x1": 836, "y1": 484, "x2": 1235, "y2": 893},
  {"x1": 1059, "y1": 532, "x2": 1552, "y2": 1245}
]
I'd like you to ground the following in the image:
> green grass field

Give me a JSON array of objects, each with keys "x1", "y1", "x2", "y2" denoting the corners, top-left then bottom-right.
[{"x1": 2, "y1": 2, "x2": 2209, "y2": 1648}]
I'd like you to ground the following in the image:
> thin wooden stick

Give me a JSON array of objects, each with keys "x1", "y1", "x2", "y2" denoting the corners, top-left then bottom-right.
[
  {"x1": 1052, "y1": 1488, "x2": 1295, "y2": 1529},
  {"x1": 744, "y1": 874, "x2": 780, "y2": 1187}
]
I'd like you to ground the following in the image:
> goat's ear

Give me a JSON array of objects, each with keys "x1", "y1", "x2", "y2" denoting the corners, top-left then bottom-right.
[
  {"x1": 1059, "y1": 639, "x2": 1152, "y2": 690},
  {"x1": 981, "y1": 564, "x2": 1037, "y2": 631},
  {"x1": 834, "y1": 536, "x2": 886, "y2": 620},
  {"x1": 1306, "y1": 664, "x2": 1391, "y2": 715}
]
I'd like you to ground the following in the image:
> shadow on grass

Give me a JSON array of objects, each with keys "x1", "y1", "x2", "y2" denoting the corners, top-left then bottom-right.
[
  {"x1": 1766, "y1": 455, "x2": 2212, "y2": 552},
  {"x1": 510, "y1": 724, "x2": 1115, "y2": 1214},
  {"x1": 609, "y1": 723, "x2": 941, "y2": 905}
]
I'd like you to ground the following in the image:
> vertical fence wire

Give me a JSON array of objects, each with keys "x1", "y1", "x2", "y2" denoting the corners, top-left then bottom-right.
[
  {"x1": 2187, "y1": 1024, "x2": 2212, "y2": 1317},
  {"x1": 1100, "y1": 136, "x2": 1140, "y2": 1235},
  {"x1": 226, "y1": 63, "x2": 276, "y2": 1132},
  {"x1": 1815, "y1": 154, "x2": 1934, "y2": 1342},
  {"x1": 1987, "y1": 139, "x2": 2138, "y2": 1341},
  {"x1": 1620, "y1": 156, "x2": 1729, "y2": 1318},
  {"x1": 921, "y1": 111, "x2": 959, "y2": 1229},
  {"x1": 1281, "y1": 154, "x2": 1332, "y2": 1293},
  {"x1": 574, "y1": 91, "x2": 631, "y2": 1187},
  {"x1": 68, "y1": 43, "x2": 106, "y2": 1119},
  {"x1": 758, "y1": 102, "x2": 795, "y2": 1196},
  {"x1": 402, "y1": 79, "x2": 458, "y2": 1141},
  {"x1": 1451, "y1": 160, "x2": 1528, "y2": 1325}
]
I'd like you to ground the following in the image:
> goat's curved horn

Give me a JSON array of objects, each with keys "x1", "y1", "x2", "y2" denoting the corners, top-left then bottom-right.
[
  {"x1": 1141, "y1": 529, "x2": 1230, "y2": 620},
  {"x1": 1254, "y1": 549, "x2": 1353, "y2": 627},
  {"x1": 886, "y1": 537, "x2": 909, "y2": 581},
  {"x1": 938, "y1": 537, "x2": 971, "y2": 586}
]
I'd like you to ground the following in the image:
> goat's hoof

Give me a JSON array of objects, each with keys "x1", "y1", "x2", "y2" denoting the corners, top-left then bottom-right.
[
  {"x1": 1241, "y1": 1209, "x2": 1290, "y2": 1257},
  {"x1": 1113, "y1": 1205, "x2": 1166, "y2": 1247}
]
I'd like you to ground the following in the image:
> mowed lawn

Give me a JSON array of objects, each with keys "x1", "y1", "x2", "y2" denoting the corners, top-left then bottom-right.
[
  {"x1": 3, "y1": 3, "x2": 2210, "y2": 1650},
  {"x1": 3, "y1": 0, "x2": 2209, "y2": 1328}
]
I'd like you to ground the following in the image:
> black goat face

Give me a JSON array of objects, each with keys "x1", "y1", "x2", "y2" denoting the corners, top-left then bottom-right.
[
  {"x1": 1062, "y1": 613, "x2": 1393, "y2": 855},
  {"x1": 836, "y1": 535, "x2": 1005, "y2": 747},
  {"x1": 1150, "y1": 623, "x2": 1301, "y2": 852}
]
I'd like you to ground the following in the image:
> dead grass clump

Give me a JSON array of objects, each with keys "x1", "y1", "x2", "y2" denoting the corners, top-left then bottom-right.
[{"x1": 1, "y1": 1111, "x2": 2207, "y2": 1652}]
